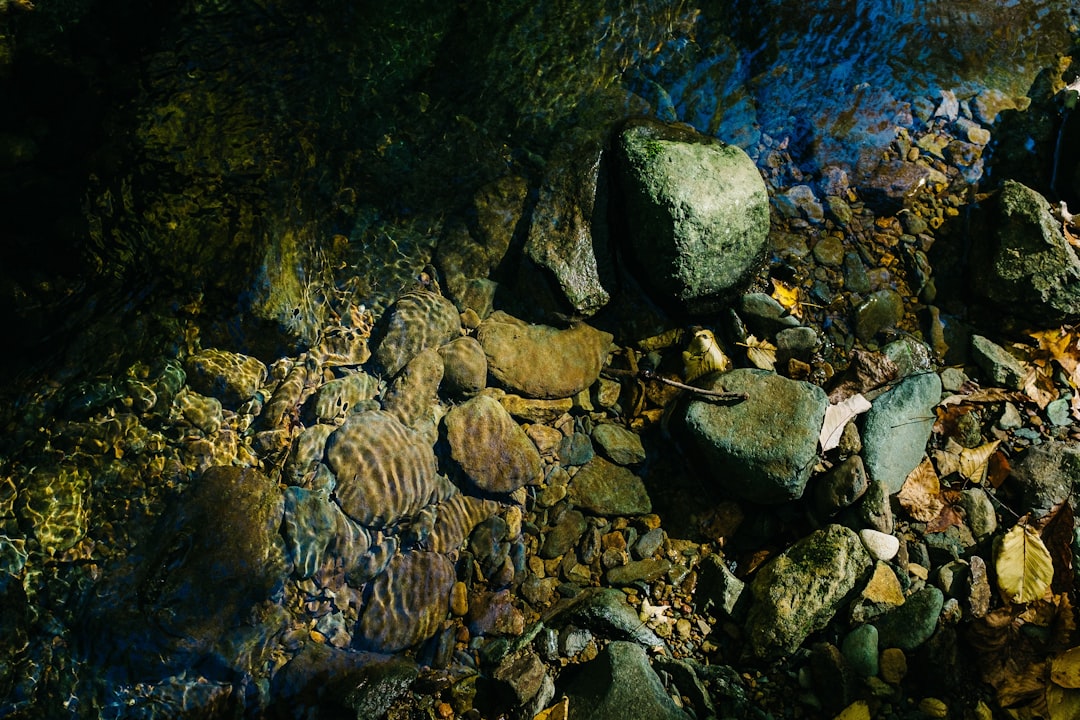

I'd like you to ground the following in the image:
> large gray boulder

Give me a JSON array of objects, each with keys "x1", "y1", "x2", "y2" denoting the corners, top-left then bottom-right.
[
  {"x1": 562, "y1": 642, "x2": 689, "y2": 720},
  {"x1": 682, "y1": 369, "x2": 827, "y2": 503},
  {"x1": 970, "y1": 180, "x2": 1080, "y2": 319},
  {"x1": 614, "y1": 118, "x2": 769, "y2": 314},
  {"x1": 746, "y1": 525, "x2": 872, "y2": 659}
]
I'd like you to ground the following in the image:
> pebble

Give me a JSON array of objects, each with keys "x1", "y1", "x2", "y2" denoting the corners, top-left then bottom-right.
[
  {"x1": 874, "y1": 586, "x2": 944, "y2": 651},
  {"x1": 841, "y1": 624, "x2": 879, "y2": 678},
  {"x1": 854, "y1": 289, "x2": 903, "y2": 341},
  {"x1": 959, "y1": 489, "x2": 996, "y2": 541},
  {"x1": 858, "y1": 529, "x2": 899, "y2": 561},
  {"x1": 590, "y1": 423, "x2": 646, "y2": 466},
  {"x1": 605, "y1": 558, "x2": 671, "y2": 586},
  {"x1": 879, "y1": 647, "x2": 907, "y2": 684},
  {"x1": 450, "y1": 581, "x2": 469, "y2": 616},
  {"x1": 632, "y1": 527, "x2": 664, "y2": 559},
  {"x1": 540, "y1": 510, "x2": 586, "y2": 560},
  {"x1": 970, "y1": 334, "x2": 1025, "y2": 390}
]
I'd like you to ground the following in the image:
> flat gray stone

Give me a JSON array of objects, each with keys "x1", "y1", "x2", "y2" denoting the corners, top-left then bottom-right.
[
  {"x1": 862, "y1": 372, "x2": 942, "y2": 494},
  {"x1": 563, "y1": 642, "x2": 688, "y2": 720}
]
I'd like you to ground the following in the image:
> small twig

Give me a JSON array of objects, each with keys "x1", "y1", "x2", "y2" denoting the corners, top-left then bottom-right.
[{"x1": 602, "y1": 367, "x2": 748, "y2": 402}]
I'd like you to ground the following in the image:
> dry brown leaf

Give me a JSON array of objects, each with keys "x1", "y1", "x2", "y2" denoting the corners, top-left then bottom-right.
[
  {"x1": 932, "y1": 437, "x2": 964, "y2": 478},
  {"x1": 959, "y1": 440, "x2": 1001, "y2": 484},
  {"x1": 897, "y1": 457, "x2": 944, "y2": 522},
  {"x1": 1051, "y1": 647, "x2": 1080, "y2": 689},
  {"x1": 995, "y1": 524, "x2": 1055, "y2": 604},
  {"x1": 925, "y1": 489, "x2": 966, "y2": 534},
  {"x1": 939, "y1": 387, "x2": 1025, "y2": 405},
  {"x1": 1022, "y1": 362, "x2": 1059, "y2": 409},
  {"x1": 770, "y1": 277, "x2": 802, "y2": 319},
  {"x1": 995, "y1": 658, "x2": 1050, "y2": 708},
  {"x1": 740, "y1": 334, "x2": 776, "y2": 371},
  {"x1": 1036, "y1": 502, "x2": 1077, "y2": 596}
]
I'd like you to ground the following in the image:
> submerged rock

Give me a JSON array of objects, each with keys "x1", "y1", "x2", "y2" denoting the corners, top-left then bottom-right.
[
  {"x1": 682, "y1": 369, "x2": 827, "y2": 504},
  {"x1": 184, "y1": 348, "x2": 267, "y2": 409},
  {"x1": 354, "y1": 551, "x2": 456, "y2": 653},
  {"x1": 477, "y1": 311, "x2": 613, "y2": 399},
  {"x1": 614, "y1": 117, "x2": 769, "y2": 315},
  {"x1": 325, "y1": 411, "x2": 450, "y2": 527},
  {"x1": 371, "y1": 289, "x2": 462, "y2": 378},
  {"x1": 445, "y1": 394, "x2": 543, "y2": 494}
]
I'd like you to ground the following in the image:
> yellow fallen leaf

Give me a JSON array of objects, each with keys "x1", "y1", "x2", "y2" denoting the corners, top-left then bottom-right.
[
  {"x1": 1051, "y1": 647, "x2": 1080, "y2": 689},
  {"x1": 959, "y1": 440, "x2": 1001, "y2": 484},
  {"x1": 995, "y1": 524, "x2": 1055, "y2": 604},
  {"x1": 1047, "y1": 683, "x2": 1080, "y2": 720},
  {"x1": 682, "y1": 328, "x2": 731, "y2": 382},
  {"x1": 740, "y1": 334, "x2": 776, "y2": 371},
  {"x1": 898, "y1": 457, "x2": 944, "y2": 522},
  {"x1": 771, "y1": 277, "x2": 803, "y2": 319},
  {"x1": 832, "y1": 700, "x2": 870, "y2": 720},
  {"x1": 534, "y1": 696, "x2": 569, "y2": 720}
]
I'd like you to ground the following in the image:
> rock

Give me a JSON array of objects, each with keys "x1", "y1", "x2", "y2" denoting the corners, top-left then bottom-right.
[
  {"x1": 856, "y1": 479, "x2": 894, "y2": 534},
  {"x1": 858, "y1": 529, "x2": 900, "y2": 562},
  {"x1": 499, "y1": 394, "x2": 574, "y2": 423},
  {"x1": 568, "y1": 456, "x2": 652, "y2": 516},
  {"x1": 524, "y1": 136, "x2": 614, "y2": 316},
  {"x1": 614, "y1": 118, "x2": 769, "y2": 314},
  {"x1": 854, "y1": 289, "x2": 904, "y2": 342},
  {"x1": 882, "y1": 337, "x2": 936, "y2": 376},
  {"x1": 694, "y1": 554, "x2": 749, "y2": 621},
  {"x1": 477, "y1": 312, "x2": 613, "y2": 399},
  {"x1": 969, "y1": 335, "x2": 1025, "y2": 390},
  {"x1": 959, "y1": 488, "x2": 997, "y2": 541},
  {"x1": 776, "y1": 326, "x2": 821, "y2": 365},
  {"x1": 541, "y1": 509, "x2": 588, "y2": 560},
  {"x1": 177, "y1": 390, "x2": 223, "y2": 435},
  {"x1": 355, "y1": 551, "x2": 456, "y2": 652},
  {"x1": 859, "y1": 159, "x2": 939, "y2": 214},
  {"x1": 861, "y1": 372, "x2": 942, "y2": 494},
  {"x1": 17, "y1": 464, "x2": 90, "y2": 556},
  {"x1": 381, "y1": 347, "x2": 444, "y2": 432},
  {"x1": 85, "y1": 466, "x2": 286, "y2": 672},
  {"x1": 467, "y1": 588, "x2": 525, "y2": 637},
  {"x1": 562, "y1": 641, "x2": 688, "y2": 720},
  {"x1": 545, "y1": 587, "x2": 666, "y2": 649},
  {"x1": 841, "y1": 624, "x2": 879, "y2": 678},
  {"x1": 305, "y1": 371, "x2": 380, "y2": 424},
  {"x1": 775, "y1": 184, "x2": 825, "y2": 223},
  {"x1": 437, "y1": 336, "x2": 488, "y2": 398},
  {"x1": 604, "y1": 558, "x2": 671, "y2": 586},
  {"x1": 873, "y1": 586, "x2": 944, "y2": 651},
  {"x1": 746, "y1": 524, "x2": 872, "y2": 659},
  {"x1": 633, "y1": 527, "x2": 665, "y2": 559},
  {"x1": 427, "y1": 493, "x2": 501, "y2": 555},
  {"x1": 683, "y1": 369, "x2": 827, "y2": 504},
  {"x1": 1010, "y1": 440, "x2": 1080, "y2": 514},
  {"x1": 325, "y1": 411, "x2": 449, "y2": 527},
  {"x1": 437, "y1": 177, "x2": 527, "y2": 314},
  {"x1": 444, "y1": 394, "x2": 543, "y2": 494},
  {"x1": 283, "y1": 485, "x2": 368, "y2": 580},
  {"x1": 371, "y1": 289, "x2": 462, "y2": 378},
  {"x1": 736, "y1": 293, "x2": 801, "y2": 339},
  {"x1": 849, "y1": 561, "x2": 907, "y2": 624},
  {"x1": 879, "y1": 647, "x2": 908, "y2": 684},
  {"x1": 591, "y1": 422, "x2": 646, "y2": 466},
  {"x1": 813, "y1": 455, "x2": 869, "y2": 517},
  {"x1": 184, "y1": 348, "x2": 267, "y2": 409},
  {"x1": 492, "y1": 650, "x2": 549, "y2": 708},
  {"x1": 970, "y1": 180, "x2": 1080, "y2": 319},
  {"x1": 559, "y1": 431, "x2": 595, "y2": 466}
]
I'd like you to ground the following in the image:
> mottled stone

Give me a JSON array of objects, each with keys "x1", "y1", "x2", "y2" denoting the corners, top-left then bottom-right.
[
  {"x1": 854, "y1": 289, "x2": 904, "y2": 342},
  {"x1": 604, "y1": 558, "x2": 671, "y2": 586},
  {"x1": 325, "y1": 411, "x2": 449, "y2": 527},
  {"x1": 746, "y1": 525, "x2": 872, "y2": 659},
  {"x1": 1010, "y1": 440, "x2": 1080, "y2": 514},
  {"x1": 428, "y1": 493, "x2": 501, "y2": 554},
  {"x1": 694, "y1": 554, "x2": 749, "y2": 621},
  {"x1": 814, "y1": 455, "x2": 868, "y2": 517},
  {"x1": 445, "y1": 395, "x2": 543, "y2": 494},
  {"x1": 355, "y1": 551, "x2": 455, "y2": 652},
  {"x1": 177, "y1": 389, "x2": 223, "y2": 435},
  {"x1": 569, "y1": 456, "x2": 652, "y2": 516},
  {"x1": 683, "y1": 369, "x2": 827, "y2": 504},
  {"x1": 970, "y1": 335, "x2": 1025, "y2": 390},
  {"x1": 478, "y1": 312, "x2": 613, "y2": 399},
  {"x1": 499, "y1": 394, "x2": 574, "y2": 423},
  {"x1": 562, "y1": 642, "x2": 687, "y2": 720},
  {"x1": 615, "y1": 118, "x2": 769, "y2": 314},
  {"x1": 541, "y1": 509, "x2": 587, "y2": 560},
  {"x1": 17, "y1": 464, "x2": 89, "y2": 555}
]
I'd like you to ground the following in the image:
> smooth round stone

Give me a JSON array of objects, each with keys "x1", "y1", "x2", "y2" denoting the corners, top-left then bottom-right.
[
  {"x1": 858, "y1": 529, "x2": 899, "y2": 562},
  {"x1": 842, "y1": 625, "x2": 879, "y2": 678}
]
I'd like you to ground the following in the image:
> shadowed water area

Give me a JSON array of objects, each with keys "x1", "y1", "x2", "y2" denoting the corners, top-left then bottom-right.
[{"x1": 0, "y1": 1, "x2": 1078, "y2": 718}]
